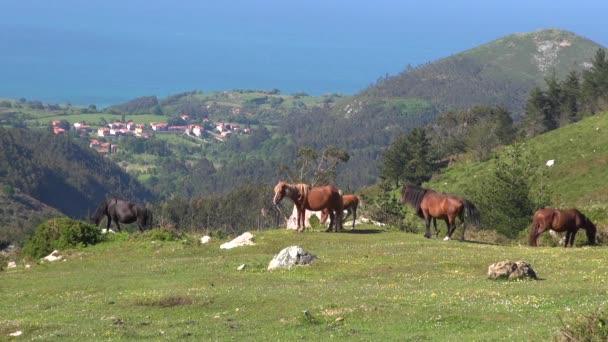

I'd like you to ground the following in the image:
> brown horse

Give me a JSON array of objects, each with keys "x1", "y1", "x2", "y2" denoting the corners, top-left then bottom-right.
[
  {"x1": 401, "y1": 184, "x2": 480, "y2": 240},
  {"x1": 320, "y1": 194, "x2": 361, "y2": 230},
  {"x1": 528, "y1": 208, "x2": 596, "y2": 247},
  {"x1": 273, "y1": 181, "x2": 343, "y2": 232}
]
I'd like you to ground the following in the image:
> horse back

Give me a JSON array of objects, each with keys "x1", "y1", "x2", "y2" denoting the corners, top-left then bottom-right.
[
  {"x1": 421, "y1": 192, "x2": 463, "y2": 218},
  {"x1": 342, "y1": 194, "x2": 359, "y2": 210},
  {"x1": 305, "y1": 185, "x2": 342, "y2": 211}
]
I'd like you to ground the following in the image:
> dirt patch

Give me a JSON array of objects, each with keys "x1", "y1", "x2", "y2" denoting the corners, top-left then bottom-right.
[{"x1": 134, "y1": 296, "x2": 193, "y2": 308}]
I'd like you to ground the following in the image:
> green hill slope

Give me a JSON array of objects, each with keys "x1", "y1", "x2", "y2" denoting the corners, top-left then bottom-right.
[
  {"x1": 429, "y1": 111, "x2": 608, "y2": 209},
  {"x1": 2, "y1": 229, "x2": 607, "y2": 340},
  {"x1": 0, "y1": 128, "x2": 155, "y2": 243},
  {"x1": 359, "y1": 28, "x2": 604, "y2": 117},
  {"x1": 0, "y1": 188, "x2": 63, "y2": 245}
]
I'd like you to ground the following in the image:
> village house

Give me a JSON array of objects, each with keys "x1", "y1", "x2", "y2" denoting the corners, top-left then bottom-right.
[
  {"x1": 53, "y1": 127, "x2": 66, "y2": 135},
  {"x1": 73, "y1": 122, "x2": 91, "y2": 132},
  {"x1": 109, "y1": 122, "x2": 126, "y2": 129},
  {"x1": 51, "y1": 120, "x2": 61, "y2": 126},
  {"x1": 190, "y1": 125, "x2": 203, "y2": 137},
  {"x1": 180, "y1": 114, "x2": 190, "y2": 121},
  {"x1": 126, "y1": 121, "x2": 136, "y2": 131},
  {"x1": 150, "y1": 122, "x2": 169, "y2": 131},
  {"x1": 97, "y1": 127, "x2": 110, "y2": 137}
]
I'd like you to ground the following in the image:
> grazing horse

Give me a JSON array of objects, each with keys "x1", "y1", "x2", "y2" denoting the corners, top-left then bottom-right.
[
  {"x1": 273, "y1": 181, "x2": 343, "y2": 232},
  {"x1": 401, "y1": 184, "x2": 480, "y2": 241},
  {"x1": 92, "y1": 198, "x2": 153, "y2": 232},
  {"x1": 320, "y1": 194, "x2": 361, "y2": 230},
  {"x1": 528, "y1": 208, "x2": 596, "y2": 247}
]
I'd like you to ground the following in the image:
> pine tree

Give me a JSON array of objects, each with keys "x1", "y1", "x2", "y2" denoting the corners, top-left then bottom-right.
[
  {"x1": 381, "y1": 132, "x2": 409, "y2": 186},
  {"x1": 404, "y1": 127, "x2": 434, "y2": 185},
  {"x1": 522, "y1": 87, "x2": 550, "y2": 137},
  {"x1": 560, "y1": 71, "x2": 581, "y2": 126}
]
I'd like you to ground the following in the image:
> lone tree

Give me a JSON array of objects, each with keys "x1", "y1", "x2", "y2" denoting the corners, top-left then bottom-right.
[{"x1": 278, "y1": 146, "x2": 350, "y2": 186}]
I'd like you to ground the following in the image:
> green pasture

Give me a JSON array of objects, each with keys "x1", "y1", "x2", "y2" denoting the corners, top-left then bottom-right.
[
  {"x1": 430, "y1": 111, "x2": 608, "y2": 208},
  {"x1": 2, "y1": 228, "x2": 607, "y2": 341},
  {"x1": 25, "y1": 113, "x2": 168, "y2": 127}
]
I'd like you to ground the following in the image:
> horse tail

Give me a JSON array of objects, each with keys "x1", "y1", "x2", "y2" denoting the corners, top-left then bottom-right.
[
  {"x1": 355, "y1": 195, "x2": 364, "y2": 209},
  {"x1": 528, "y1": 219, "x2": 539, "y2": 246},
  {"x1": 463, "y1": 200, "x2": 480, "y2": 228},
  {"x1": 146, "y1": 208, "x2": 154, "y2": 229}
]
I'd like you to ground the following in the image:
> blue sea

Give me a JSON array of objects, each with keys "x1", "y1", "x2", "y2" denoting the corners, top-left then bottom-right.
[{"x1": 1, "y1": 0, "x2": 607, "y2": 107}]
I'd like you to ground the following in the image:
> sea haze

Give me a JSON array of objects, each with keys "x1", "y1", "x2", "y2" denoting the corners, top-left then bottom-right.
[{"x1": 1, "y1": 0, "x2": 607, "y2": 107}]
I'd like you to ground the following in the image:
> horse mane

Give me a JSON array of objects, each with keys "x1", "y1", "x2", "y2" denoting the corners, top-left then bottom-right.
[
  {"x1": 401, "y1": 184, "x2": 428, "y2": 217},
  {"x1": 294, "y1": 183, "x2": 310, "y2": 202}
]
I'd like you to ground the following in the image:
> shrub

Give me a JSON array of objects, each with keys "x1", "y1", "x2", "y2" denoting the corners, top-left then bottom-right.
[
  {"x1": 23, "y1": 218, "x2": 102, "y2": 259},
  {"x1": 130, "y1": 227, "x2": 185, "y2": 242},
  {"x1": 556, "y1": 306, "x2": 608, "y2": 341}
]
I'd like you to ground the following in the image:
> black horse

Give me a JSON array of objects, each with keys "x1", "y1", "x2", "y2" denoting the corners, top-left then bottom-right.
[{"x1": 92, "y1": 198, "x2": 153, "y2": 232}]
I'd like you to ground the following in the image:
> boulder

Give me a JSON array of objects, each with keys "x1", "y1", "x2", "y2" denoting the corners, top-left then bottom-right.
[
  {"x1": 42, "y1": 250, "x2": 63, "y2": 262},
  {"x1": 487, "y1": 260, "x2": 537, "y2": 280},
  {"x1": 286, "y1": 207, "x2": 324, "y2": 230},
  {"x1": 7, "y1": 261, "x2": 17, "y2": 269},
  {"x1": 268, "y1": 246, "x2": 317, "y2": 271},
  {"x1": 200, "y1": 236, "x2": 211, "y2": 244},
  {"x1": 220, "y1": 232, "x2": 255, "y2": 249}
]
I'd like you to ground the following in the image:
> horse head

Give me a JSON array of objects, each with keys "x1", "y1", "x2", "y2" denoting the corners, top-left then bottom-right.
[
  {"x1": 584, "y1": 215, "x2": 597, "y2": 245},
  {"x1": 273, "y1": 181, "x2": 287, "y2": 205},
  {"x1": 91, "y1": 200, "x2": 108, "y2": 226}
]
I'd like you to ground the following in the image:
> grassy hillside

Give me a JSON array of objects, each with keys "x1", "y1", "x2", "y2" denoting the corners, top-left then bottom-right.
[
  {"x1": 429, "y1": 110, "x2": 608, "y2": 209},
  {"x1": 0, "y1": 188, "x2": 63, "y2": 245},
  {"x1": 2, "y1": 228, "x2": 607, "y2": 340},
  {"x1": 358, "y1": 28, "x2": 604, "y2": 117}
]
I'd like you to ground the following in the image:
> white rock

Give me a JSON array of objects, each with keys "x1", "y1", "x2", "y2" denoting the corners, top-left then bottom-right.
[
  {"x1": 546, "y1": 159, "x2": 555, "y2": 167},
  {"x1": 7, "y1": 261, "x2": 17, "y2": 269},
  {"x1": 9, "y1": 331, "x2": 23, "y2": 337},
  {"x1": 286, "y1": 207, "x2": 324, "y2": 230},
  {"x1": 42, "y1": 250, "x2": 63, "y2": 262},
  {"x1": 237, "y1": 264, "x2": 246, "y2": 271},
  {"x1": 101, "y1": 228, "x2": 115, "y2": 234},
  {"x1": 200, "y1": 236, "x2": 211, "y2": 244},
  {"x1": 220, "y1": 232, "x2": 255, "y2": 249},
  {"x1": 268, "y1": 246, "x2": 317, "y2": 271}
]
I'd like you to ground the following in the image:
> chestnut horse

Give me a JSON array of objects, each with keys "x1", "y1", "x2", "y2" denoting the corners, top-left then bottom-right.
[
  {"x1": 401, "y1": 184, "x2": 480, "y2": 240},
  {"x1": 528, "y1": 208, "x2": 596, "y2": 247},
  {"x1": 273, "y1": 181, "x2": 343, "y2": 232},
  {"x1": 320, "y1": 194, "x2": 361, "y2": 230}
]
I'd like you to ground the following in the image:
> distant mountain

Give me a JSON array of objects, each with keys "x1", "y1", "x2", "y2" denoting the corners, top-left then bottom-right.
[
  {"x1": 0, "y1": 127, "x2": 155, "y2": 242},
  {"x1": 357, "y1": 29, "x2": 605, "y2": 118}
]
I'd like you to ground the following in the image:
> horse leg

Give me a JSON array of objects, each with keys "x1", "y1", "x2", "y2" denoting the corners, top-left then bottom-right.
[
  {"x1": 115, "y1": 221, "x2": 122, "y2": 232},
  {"x1": 444, "y1": 217, "x2": 456, "y2": 241},
  {"x1": 298, "y1": 209, "x2": 305, "y2": 232},
  {"x1": 459, "y1": 212, "x2": 466, "y2": 241},
  {"x1": 423, "y1": 213, "x2": 432, "y2": 239},
  {"x1": 351, "y1": 207, "x2": 356, "y2": 230},
  {"x1": 567, "y1": 230, "x2": 578, "y2": 247},
  {"x1": 327, "y1": 211, "x2": 335, "y2": 232},
  {"x1": 433, "y1": 218, "x2": 439, "y2": 237}
]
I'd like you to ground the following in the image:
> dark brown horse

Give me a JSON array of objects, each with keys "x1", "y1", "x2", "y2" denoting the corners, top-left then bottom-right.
[
  {"x1": 273, "y1": 181, "x2": 343, "y2": 232},
  {"x1": 528, "y1": 208, "x2": 596, "y2": 247},
  {"x1": 401, "y1": 184, "x2": 480, "y2": 240},
  {"x1": 320, "y1": 194, "x2": 361, "y2": 230},
  {"x1": 92, "y1": 198, "x2": 153, "y2": 232}
]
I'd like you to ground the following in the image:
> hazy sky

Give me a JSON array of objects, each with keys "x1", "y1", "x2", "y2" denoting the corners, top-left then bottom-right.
[{"x1": 1, "y1": 0, "x2": 607, "y2": 104}]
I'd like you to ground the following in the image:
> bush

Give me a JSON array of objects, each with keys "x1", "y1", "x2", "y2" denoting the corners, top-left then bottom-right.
[
  {"x1": 23, "y1": 218, "x2": 102, "y2": 259},
  {"x1": 130, "y1": 228, "x2": 186, "y2": 242},
  {"x1": 556, "y1": 306, "x2": 608, "y2": 341}
]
